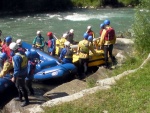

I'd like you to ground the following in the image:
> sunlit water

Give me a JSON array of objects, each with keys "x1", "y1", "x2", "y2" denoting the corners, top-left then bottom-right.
[{"x1": 0, "y1": 8, "x2": 135, "y2": 43}]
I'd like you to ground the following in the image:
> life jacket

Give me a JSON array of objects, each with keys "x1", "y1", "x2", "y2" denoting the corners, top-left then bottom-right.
[
  {"x1": 35, "y1": 36, "x2": 44, "y2": 47},
  {"x1": 88, "y1": 30, "x2": 94, "y2": 38},
  {"x1": 2, "y1": 44, "x2": 12, "y2": 62},
  {"x1": 80, "y1": 40, "x2": 89, "y2": 54},
  {"x1": 104, "y1": 27, "x2": 115, "y2": 41},
  {"x1": 47, "y1": 39, "x2": 52, "y2": 48},
  {"x1": 65, "y1": 48, "x2": 73, "y2": 58},
  {"x1": 15, "y1": 53, "x2": 28, "y2": 69},
  {"x1": 59, "y1": 38, "x2": 67, "y2": 48}
]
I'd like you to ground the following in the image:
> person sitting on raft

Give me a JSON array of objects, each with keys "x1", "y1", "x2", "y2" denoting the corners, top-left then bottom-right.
[
  {"x1": 58, "y1": 33, "x2": 68, "y2": 55},
  {"x1": 59, "y1": 41, "x2": 73, "y2": 64},
  {"x1": 66, "y1": 29, "x2": 78, "y2": 44},
  {"x1": 32, "y1": 30, "x2": 45, "y2": 51},
  {"x1": 45, "y1": 32, "x2": 56, "y2": 56},
  {"x1": 77, "y1": 33, "x2": 98, "y2": 78},
  {"x1": 16, "y1": 39, "x2": 26, "y2": 54}
]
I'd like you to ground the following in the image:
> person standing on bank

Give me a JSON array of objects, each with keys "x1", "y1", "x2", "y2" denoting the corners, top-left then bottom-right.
[
  {"x1": 99, "y1": 19, "x2": 116, "y2": 68},
  {"x1": 77, "y1": 33, "x2": 98, "y2": 78},
  {"x1": 9, "y1": 42, "x2": 29, "y2": 107}
]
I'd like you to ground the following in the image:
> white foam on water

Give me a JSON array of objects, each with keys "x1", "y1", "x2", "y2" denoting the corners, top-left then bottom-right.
[{"x1": 64, "y1": 13, "x2": 109, "y2": 21}]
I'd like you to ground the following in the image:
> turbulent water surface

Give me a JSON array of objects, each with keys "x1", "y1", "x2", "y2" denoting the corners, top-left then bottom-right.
[{"x1": 0, "y1": 8, "x2": 134, "y2": 43}]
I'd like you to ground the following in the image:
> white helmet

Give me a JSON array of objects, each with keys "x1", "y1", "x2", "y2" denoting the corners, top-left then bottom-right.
[
  {"x1": 87, "y1": 26, "x2": 92, "y2": 30},
  {"x1": 37, "y1": 30, "x2": 41, "y2": 35},
  {"x1": 63, "y1": 34, "x2": 68, "y2": 38},
  {"x1": 70, "y1": 29, "x2": 74, "y2": 33},
  {"x1": 64, "y1": 41, "x2": 70, "y2": 46},
  {"x1": 16, "y1": 39, "x2": 22, "y2": 45},
  {"x1": 9, "y1": 42, "x2": 18, "y2": 51}
]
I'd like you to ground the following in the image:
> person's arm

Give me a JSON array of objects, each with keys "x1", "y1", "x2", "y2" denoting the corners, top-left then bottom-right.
[
  {"x1": 0, "y1": 62, "x2": 11, "y2": 77},
  {"x1": 32, "y1": 37, "x2": 37, "y2": 45},
  {"x1": 92, "y1": 31, "x2": 95, "y2": 38},
  {"x1": 89, "y1": 42, "x2": 97, "y2": 55},
  {"x1": 77, "y1": 43, "x2": 80, "y2": 54},
  {"x1": 99, "y1": 30, "x2": 106, "y2": 49}
]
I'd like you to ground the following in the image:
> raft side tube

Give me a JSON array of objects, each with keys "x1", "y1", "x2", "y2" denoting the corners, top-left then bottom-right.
[
  {"x1": 33, "y1": 63, "x2": 77, "y2": 80},
  {"x1": 35, "y1": 60, "x2": 58, "y2": 73}
]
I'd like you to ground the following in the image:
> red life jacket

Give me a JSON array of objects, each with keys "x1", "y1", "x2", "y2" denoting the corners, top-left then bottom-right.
[
  {"x1": 2, "y1": 45, "x2": 12, "y2": 62},
  {"x1": 88, "y1": 30, "x2": 94, "y2": 37},
  {"x1": 104, "y1": 27, "x2": 115, "y2": 41},
  {"x1": 47, "y1": 39, "x2": 52, "y2": 48}
]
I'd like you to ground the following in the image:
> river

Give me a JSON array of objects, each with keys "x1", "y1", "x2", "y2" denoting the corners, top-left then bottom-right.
[
  {"x1": 0, "y1": 8, "x2": 135, "y2": 44},
  {"x1": 0, "y1": 8, "x2": 135, "y2": 110}
]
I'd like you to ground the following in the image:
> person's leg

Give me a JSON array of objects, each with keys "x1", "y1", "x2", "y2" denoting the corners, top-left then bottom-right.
[
  {"x1": 25, "y1": 79, "x2": 34, "y2": 95},
  {"x1": 104, "y1": 45, "x2": 109, "y2": 68},
  {"x1": 18, "y1": 78, "x2": 29, "y2": 107},
  {"x1": 108, "y1": 44, "x2": 115, "y2": 65},
  {"x1": 15, "y1": 78, "x2": 23, "y2": 101}
]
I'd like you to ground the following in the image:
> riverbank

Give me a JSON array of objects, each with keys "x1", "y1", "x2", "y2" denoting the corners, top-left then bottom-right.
[{"x1": 1, "y1": 38, "x2": 135, "y2": 113}]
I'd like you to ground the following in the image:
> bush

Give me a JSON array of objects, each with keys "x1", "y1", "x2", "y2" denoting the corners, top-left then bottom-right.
[{"x1": 132, "y1": 0, "x2": 150, "y2": 53}]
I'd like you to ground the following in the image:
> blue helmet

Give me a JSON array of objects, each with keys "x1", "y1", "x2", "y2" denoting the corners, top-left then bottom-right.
[
  {"x1": 83, "y1": 33, "x2": 89, "y2": 39},
  {"x1": 100, "y1": 23, "x2": 105, "y2": 29},
  {"x1": 0, "y1": 53, "x2": 7, "y2": 60},
  {"x1": 104, "y1": 19, "x2": 110, "y2": 25},
  {"x1": 5, "y1": 36, "x2": 12, "y2": 43},
  {"x1": 25, "y1": 51, "x2": 31, "y2": 59},
  {"x1": 88, "y1": 36, "x2": 93, "y2": 42}
]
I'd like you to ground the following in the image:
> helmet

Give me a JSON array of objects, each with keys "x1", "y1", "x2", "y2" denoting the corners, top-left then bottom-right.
[
  {"x1": 0, "y1": 53, "x2": 7, "y2": 60},
  {"x1": 64, "y1": 41, "x2": 70, "y2": 46},
  {"x1": 100, "y1": 23, "x2": 105, "y2": 29},
  {"x1": 87, "y1": 26, "x2": 92, "y2": 30},
  {"x1": 5, "y1": 36, "x2": 12, "y2": 43},
  {"x1": 83, "y1": 33, "x2": 89, "y2": 39},
  {"x1": 37, "y1": 30, "x2": 41, "y2": 35},
  {"x1": 70, "y1": 29, "x2": 74, "y2": 33},
  {"x1": 47, "y1": 32, "x2": 53, "y2": 37},
  {"x1": 25, "y1": 51, "x2": 31, "y2": 59},
  {"x1": 16, "y1": 39, "x2": 22, "y2": 45},
  {"x1": 63, "y1": 34, "x2": 68, "y2": 38},
  {"x1": 88, "y1": 36, "x2": 93, "y2": 42},
  {"x1": 9, "y1": 42, "x2": 18, "y2": 51},
  {"x1": 104, "y1": 19, "x2": 110, "y2": 25}
]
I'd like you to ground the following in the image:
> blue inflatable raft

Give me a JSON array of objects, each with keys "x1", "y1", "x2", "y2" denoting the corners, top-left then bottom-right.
[{"x1": 22, "y1": 42, "x2": 77, "y2": 81}]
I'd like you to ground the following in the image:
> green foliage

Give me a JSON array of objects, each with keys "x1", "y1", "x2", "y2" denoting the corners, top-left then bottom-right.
[
  {"x1": 118, "y1": 0, "x2": 139, "y2": 6},
  {"x1": 71, "y1": 0, "x2": 103, "y2": 7},
  {"x1": 132, "y1": 0, "x2": 150, "y2": 53}
]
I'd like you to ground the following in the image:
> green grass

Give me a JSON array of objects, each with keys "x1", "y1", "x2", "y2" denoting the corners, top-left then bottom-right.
[{"x1": 43, "y1": 54, "x2": 150, "y2": 113}]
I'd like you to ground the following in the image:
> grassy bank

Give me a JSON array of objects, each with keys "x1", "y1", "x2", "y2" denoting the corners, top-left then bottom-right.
[{"x1": 43, "y1": 54, "x2": 150, "y2": 113}]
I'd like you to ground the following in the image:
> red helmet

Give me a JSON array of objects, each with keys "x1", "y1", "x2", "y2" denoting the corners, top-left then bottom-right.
[{"x1": 47, "y1": 32, "x2": 53, "y2": 37}]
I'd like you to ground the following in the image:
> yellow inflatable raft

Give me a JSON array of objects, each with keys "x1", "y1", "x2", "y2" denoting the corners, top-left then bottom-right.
[
  {"x1": 55, "y1": 39, "x2": 105, "y2": 67},
  {"x1": 73, "y1": 50, "x2": 105, "y2": 67}
]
